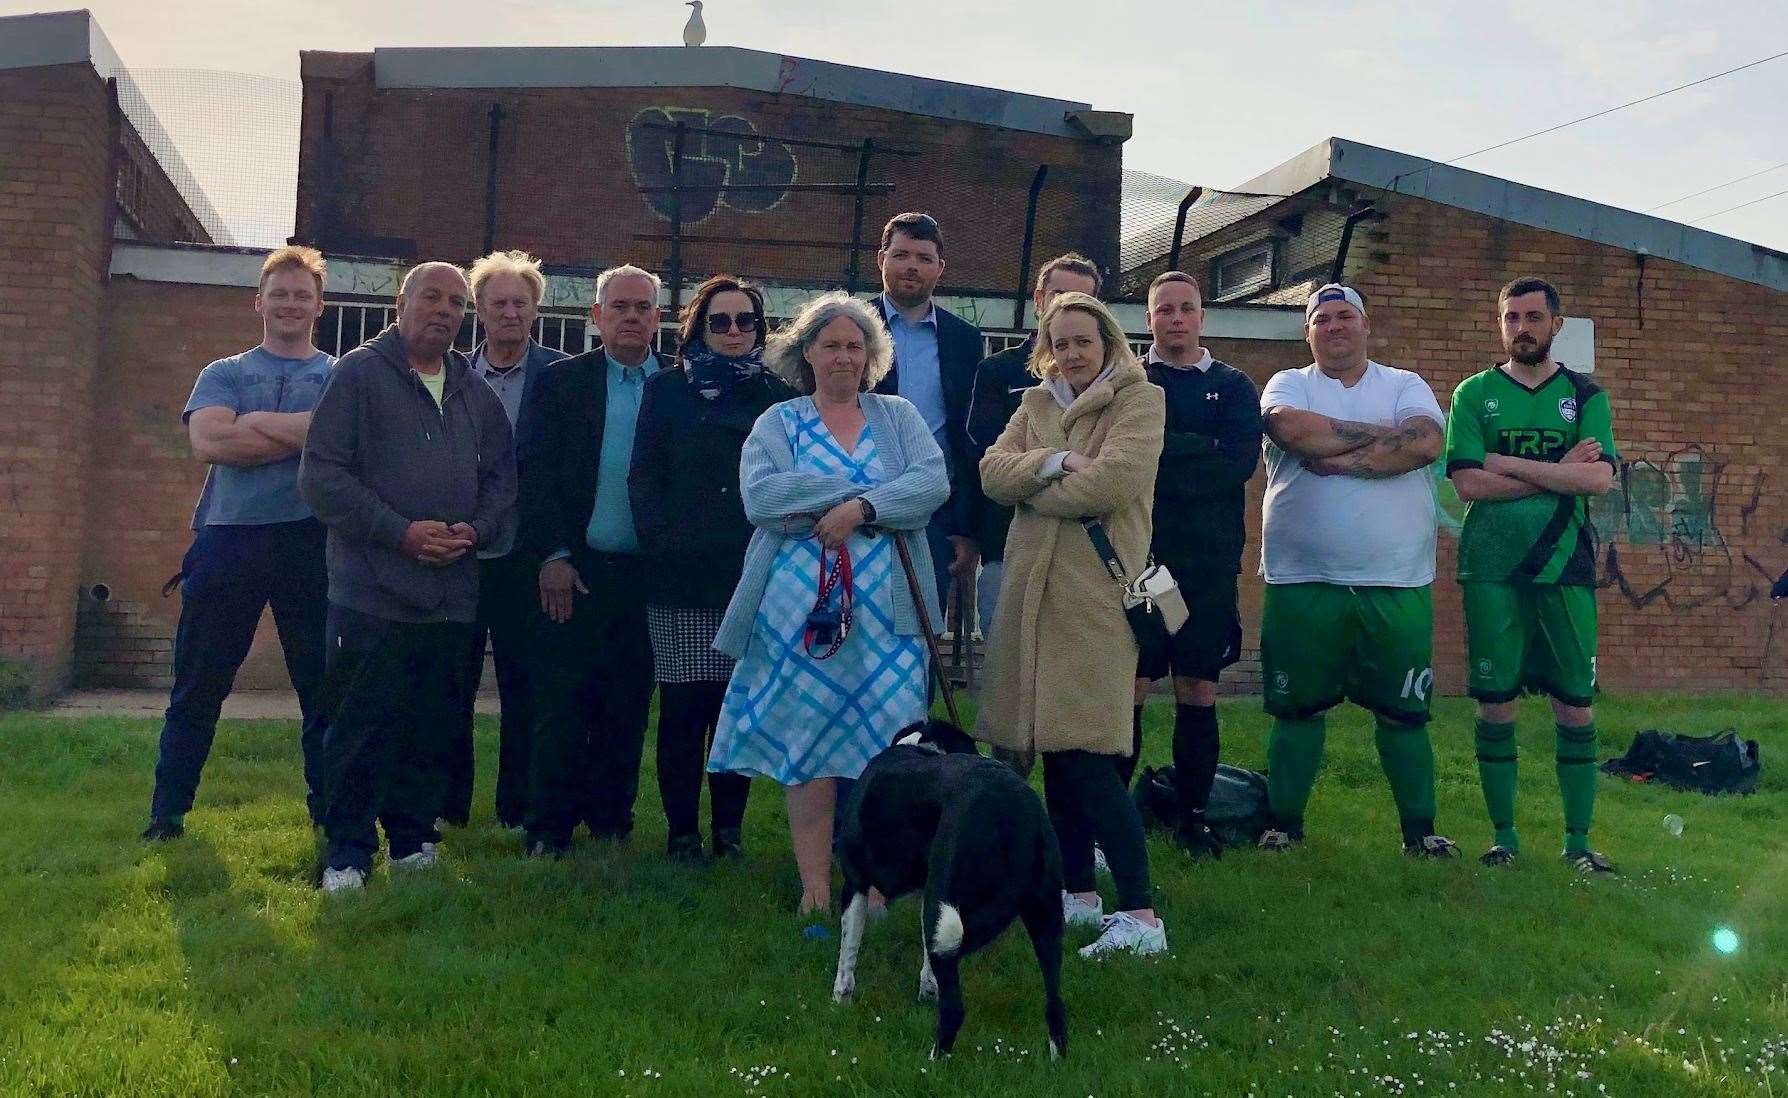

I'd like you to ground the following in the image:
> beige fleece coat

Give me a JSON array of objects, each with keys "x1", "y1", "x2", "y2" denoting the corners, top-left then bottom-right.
[{"x1": 975, "y1": 361, "x2": 1165, "y2": 756}]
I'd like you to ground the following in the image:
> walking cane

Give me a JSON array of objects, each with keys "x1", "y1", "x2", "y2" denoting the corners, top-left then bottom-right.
[{"x1": 892, "y1": 532, "x2": 965, "y2": 730}]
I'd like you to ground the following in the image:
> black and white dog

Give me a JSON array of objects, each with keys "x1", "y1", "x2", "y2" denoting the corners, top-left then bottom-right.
[{"x1": 831, "y1": 719, "x2": 1067, "y2": 1060}]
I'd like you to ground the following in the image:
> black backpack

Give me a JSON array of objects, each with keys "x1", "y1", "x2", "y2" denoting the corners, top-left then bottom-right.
[
  {"x1": 1135, "y1": 763, "x2": 1271, "y2": 845},
  {"x1": 1601, "y1": 729, "x2": 1761, "y2": 795}
]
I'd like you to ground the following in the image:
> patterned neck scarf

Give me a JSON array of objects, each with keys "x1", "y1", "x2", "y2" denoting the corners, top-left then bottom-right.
[{"x1": 684, "y1": 345, "x2": 766, "y2": 401}]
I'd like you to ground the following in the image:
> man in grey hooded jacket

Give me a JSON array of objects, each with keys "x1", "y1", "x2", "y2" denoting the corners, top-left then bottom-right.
[{"x1": 298, "y1": 261, "x2": 516, "y2": 892}]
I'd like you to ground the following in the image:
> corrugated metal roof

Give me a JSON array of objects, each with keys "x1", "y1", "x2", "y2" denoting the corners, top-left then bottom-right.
[{"x1": 1119, "y1": 170, "x2": 1288, "y2": 271}]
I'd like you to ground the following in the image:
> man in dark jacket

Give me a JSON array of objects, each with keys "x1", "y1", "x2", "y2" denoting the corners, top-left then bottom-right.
[
  {"x1": 516, "y1": 263, "x2": 664, "y2": 858},
  {"x1": 965, "y1": 253, "x2": 1103, "y2": 637},
  {"x1": 298, "y1": 261, "x2": 517, "y2": 892},
  {"x1": 440, "y1": 250, "x2": 568, "y2": 831},
  {"x1": 871, "y1": 212, "x2": 986, "y2": 610},
  {"x1": 1131, "y1": 271, "x2": 1263, "y2": 857}
]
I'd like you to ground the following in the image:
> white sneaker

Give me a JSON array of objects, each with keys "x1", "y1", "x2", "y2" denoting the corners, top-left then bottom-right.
[
  {"x1": 1078, "y1": 912, "x2": 1167, "y2": 958},
  {"x1": 1062, "y1": 890, "x2": 1104, "y2": 928},
  {"x1": 391, "y1": 842, "x2": 439, "y2": 870},
  {"x1": 1092, "y1": 844, "x2": 1110, "y2": 875},
  {"x1": 321, "y1": 867, "x2": 366, "y2": 893}
]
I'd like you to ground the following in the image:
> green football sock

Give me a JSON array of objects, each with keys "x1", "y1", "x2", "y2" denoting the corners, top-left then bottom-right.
[
  {"x1": 1266, "y1": 716, "x2": 1326, "y2": 834},
  {"x1": 1375, "y1": 717, "x2": 1437, "y2": 843},
  {"x1": 1475, "y1": 719, "x2": 1520, "y2": 851},
  {"x1": 1556, "y1": 721, "x2": 1599, "y2": 855}
]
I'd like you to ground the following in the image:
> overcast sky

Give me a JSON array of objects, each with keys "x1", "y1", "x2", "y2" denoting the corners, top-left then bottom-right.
[{"x1": 10, "y1": 0, "x2": 1787, "y2": 251}]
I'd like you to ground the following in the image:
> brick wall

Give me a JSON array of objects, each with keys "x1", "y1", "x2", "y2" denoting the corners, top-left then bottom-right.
[
  {"x1": 0, "y1": 63, "x2": 113, "y2": 696},
  {"x1": 1341, "y1": 196, "x2": 1788, "y2": 694},
  {"x1": 79, "y1": 278, "x2": 292, "y2": 688},
  {"x1": 295, "y1": 54, "x2": 1120, "y2": 293}
]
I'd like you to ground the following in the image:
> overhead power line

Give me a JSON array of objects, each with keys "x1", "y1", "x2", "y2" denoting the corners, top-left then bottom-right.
[
  {"x1": 1685, "y1": 185, "x2": 1788, "y2": 224},
  {"x1": 1647, "y1": 160, "x2": 1788, "y2": 211},
  {"x1": 1446, "y1": 48, "x2": 1788, "y2": 165}
]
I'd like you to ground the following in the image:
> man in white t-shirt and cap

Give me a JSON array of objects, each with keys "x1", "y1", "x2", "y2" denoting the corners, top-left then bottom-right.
[{"x1": 1254, "y1": 283, "x2": 1459, "y2": 858}]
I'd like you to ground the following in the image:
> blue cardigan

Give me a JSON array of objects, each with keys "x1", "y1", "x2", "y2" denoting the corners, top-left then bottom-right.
[{"x1": 714, "y1": 393, "x2": 950, "y2": 659}]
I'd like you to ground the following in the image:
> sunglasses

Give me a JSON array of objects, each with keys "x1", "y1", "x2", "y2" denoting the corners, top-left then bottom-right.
[{"x1": 706, "y1": 311, "x2": 761, "y2": 335}]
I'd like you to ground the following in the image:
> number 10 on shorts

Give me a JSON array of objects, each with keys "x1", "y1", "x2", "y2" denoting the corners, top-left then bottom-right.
[{"x1": 1400, "y1": 666, "x2": 1434, "y2": 701}]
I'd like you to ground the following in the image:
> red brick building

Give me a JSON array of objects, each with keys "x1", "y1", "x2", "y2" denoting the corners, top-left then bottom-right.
[{"x1": 295, "y1": 44, "x2": 1133, "y2": 296}]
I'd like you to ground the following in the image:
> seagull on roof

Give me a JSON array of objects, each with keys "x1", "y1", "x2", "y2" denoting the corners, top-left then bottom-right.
[{"x1": 683, "y1": 1, "x2": 707, "y2": 46}]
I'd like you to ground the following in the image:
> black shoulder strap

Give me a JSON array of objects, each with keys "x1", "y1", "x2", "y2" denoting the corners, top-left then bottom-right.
[{"x1": 1079, "y1": 517, "x2": 1131, "y2": 587}]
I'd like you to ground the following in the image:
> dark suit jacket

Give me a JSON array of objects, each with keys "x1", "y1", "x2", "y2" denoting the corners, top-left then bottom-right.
[
  {"x1": 516, "y1": 347, "x2": 666, "y2": 564},
  {"x1": 965, "y1": 336, "x2": 1039, "y2": 561},
  {"x1": 871, "y1": 295, "x2": 985, "y2": 542}
]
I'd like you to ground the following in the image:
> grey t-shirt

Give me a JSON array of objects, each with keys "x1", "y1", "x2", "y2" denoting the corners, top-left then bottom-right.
[
  {"x1": 185, "y1": 346, "x2": 334, "y2": 528},
  {"x1": 473, "y1": 349, "x2": 529, "y2": 426}
]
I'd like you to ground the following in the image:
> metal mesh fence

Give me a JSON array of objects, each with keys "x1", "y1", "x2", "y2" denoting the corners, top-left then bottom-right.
[{"x1": 113, "y1": 68, "x2": 301, "y2": 249}]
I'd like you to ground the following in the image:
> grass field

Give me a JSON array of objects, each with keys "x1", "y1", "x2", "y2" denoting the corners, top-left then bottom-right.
[{"x1": 2, "y1": 694, "x2": 1785, "y2": 1096}]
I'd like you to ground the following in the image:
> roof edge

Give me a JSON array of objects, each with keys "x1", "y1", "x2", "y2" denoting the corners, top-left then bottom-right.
[
  {"x1": 1241, "y1": 136, "x2": 1786, "y2": 294},
  {"x1": 364, "y1": 44, "x2": 1114, "y2": 139}
]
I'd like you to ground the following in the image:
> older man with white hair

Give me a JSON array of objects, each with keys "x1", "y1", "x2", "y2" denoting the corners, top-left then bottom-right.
[
  {"x1": 439, "y1": 250, "x2": 568, "y2": 832},
  {"x1": 298, "y1": 261, "x2": 517, "y2": 892},
  {"x1": 516, "y1": 263, "x2": 666, "y2": 858}
]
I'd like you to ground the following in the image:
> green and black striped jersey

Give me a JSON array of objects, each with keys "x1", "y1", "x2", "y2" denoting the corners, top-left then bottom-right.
[{"x1": 1444, "y1": 365, "x2": 1617, "y2": 585}]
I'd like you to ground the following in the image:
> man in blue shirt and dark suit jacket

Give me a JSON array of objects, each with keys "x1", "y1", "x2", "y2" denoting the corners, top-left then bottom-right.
[
  {"x1": 439, "y1": 250, "x2": 568, "y2": 831},
  {"x1": 515, "y1": 264, "x2": 663, "y2": 858},
  {"x1": 872, "y1": 212, "x2": 987, "y2": 611}
]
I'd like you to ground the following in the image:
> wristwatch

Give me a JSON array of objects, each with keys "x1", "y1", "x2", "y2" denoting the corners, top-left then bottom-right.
[{"x1": 858, "y1": 497, "x2": 877, "y2": 524}]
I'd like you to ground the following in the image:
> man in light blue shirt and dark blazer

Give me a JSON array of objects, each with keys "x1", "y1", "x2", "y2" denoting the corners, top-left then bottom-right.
[
  {"x1": 515, "y1": 264, "x2": 664, "y2": 857},
  {"x1": 871, "y1": 212, "x2": 987, "y2": 612},
  {"x1": 439, "y1": 250, "x2": 568, "y2": 831}
]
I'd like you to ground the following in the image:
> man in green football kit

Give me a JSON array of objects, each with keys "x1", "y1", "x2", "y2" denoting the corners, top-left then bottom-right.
[
  {"x1": 1257, "y1": 284, "x2": 1458, "y2": 858},
  {"x1": 1445, "y1": 277, "x2": 1617, "y2": 873}
]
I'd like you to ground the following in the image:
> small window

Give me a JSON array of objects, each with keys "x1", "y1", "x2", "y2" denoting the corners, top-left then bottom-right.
[{"x1": 1211, "y1": 241, "x2": 1276, "y2": 300}]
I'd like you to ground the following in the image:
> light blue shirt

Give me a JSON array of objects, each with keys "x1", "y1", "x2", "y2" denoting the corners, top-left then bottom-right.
[
  {"x1": 584, "y1": 351, "x2": 660, "y2": 554},
  {"x1": 184, "y1": 346, "x2": 333, "y2": 528},
  {"x1": 882, "y1": 294, "x2": 946, "y2": 446}
]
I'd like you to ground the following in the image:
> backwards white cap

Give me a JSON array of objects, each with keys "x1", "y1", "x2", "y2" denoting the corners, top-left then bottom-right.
[{"x1": 1305, "y1": 283, "x2": 1366, "y2": 320}]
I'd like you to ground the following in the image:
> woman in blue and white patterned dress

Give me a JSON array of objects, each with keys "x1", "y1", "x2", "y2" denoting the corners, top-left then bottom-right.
[{"x1": 709, "y1": 291, "x2": 950, "y2": 916}]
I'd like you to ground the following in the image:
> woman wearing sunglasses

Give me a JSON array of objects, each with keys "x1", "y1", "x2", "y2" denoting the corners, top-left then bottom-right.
[{"x1": 629, "y1": 275, "x2": 795, "y2": 862}]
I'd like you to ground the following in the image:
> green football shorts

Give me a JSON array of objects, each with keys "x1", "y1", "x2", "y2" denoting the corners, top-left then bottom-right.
[
  {"x1": 1462, "y1": 581, "x2": 1598, "y2": 707},
  {"x1": 1261, "y1": 582, "x2": 1434, "y2": 726}
]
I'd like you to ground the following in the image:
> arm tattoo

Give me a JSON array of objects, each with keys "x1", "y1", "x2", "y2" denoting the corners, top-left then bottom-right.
[
  {"x1": 1337, "y1": 419, "x2": 1440, "y2": 478},
  {"x1": 1329, "y1": 419, "x2": 1391, "y2": 445}
]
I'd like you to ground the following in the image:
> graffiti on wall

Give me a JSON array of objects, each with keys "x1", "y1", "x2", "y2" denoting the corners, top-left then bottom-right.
[
  {"x1": 626, "y1": 107, "x2": 798, "y2": 223},
  {"x1": 1591, "y1": 447, "x2": 1779, "y2": 612},
  {"x1": 1432, "y1": 446, "x2": 1785, "y2": 613}
]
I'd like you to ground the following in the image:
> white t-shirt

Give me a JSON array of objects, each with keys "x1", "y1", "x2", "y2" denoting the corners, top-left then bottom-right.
[{"x1": 1258, "y1": 360, "x2": 1443, "y2": 587}]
